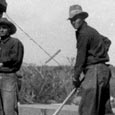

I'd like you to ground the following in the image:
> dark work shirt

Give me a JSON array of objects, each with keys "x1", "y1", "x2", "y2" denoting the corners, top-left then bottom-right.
[
  {"x1": 74, "y1": 21, "x2": 111, "y2": 79},
  {"x1": 0, "y1": 36, "x2": 24, "y2": 73}
]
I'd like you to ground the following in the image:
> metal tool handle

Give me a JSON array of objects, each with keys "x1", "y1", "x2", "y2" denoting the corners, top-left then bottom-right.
[
  {"x1": 52, "y1": 88, "x2": 77, "y2": 115},
  {"x1": 52, "y1": 77, "x2": 84, "y2": 115}
]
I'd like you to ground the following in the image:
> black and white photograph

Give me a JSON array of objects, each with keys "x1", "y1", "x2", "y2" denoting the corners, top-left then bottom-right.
[{"x1": 0, "y1": 0, "x2": 115, "y2": 115}]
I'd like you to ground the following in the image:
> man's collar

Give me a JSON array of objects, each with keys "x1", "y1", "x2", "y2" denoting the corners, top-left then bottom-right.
[
  {"x1": 0, "y1": 36, "x2": 10, "y2": 44},
  {"x1": 77, "y1": 21, "x2": 87, "y2": 33}
]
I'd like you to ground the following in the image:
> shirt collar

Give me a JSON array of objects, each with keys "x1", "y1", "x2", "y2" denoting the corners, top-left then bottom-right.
[
  {"x1": 76, "y1": 21, "x2": 87, "y2": 33},
  {"x1": 0, "y1": 36, "x2": 10, "y2": 44}
]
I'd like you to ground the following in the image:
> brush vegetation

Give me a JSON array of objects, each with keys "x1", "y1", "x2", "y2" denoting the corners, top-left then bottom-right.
[{"x1": 17, "y1": 63, "x2": 115, "y2": 105}]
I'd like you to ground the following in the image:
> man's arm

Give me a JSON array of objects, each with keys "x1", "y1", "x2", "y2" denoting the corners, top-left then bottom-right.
[
  {"x1": 73, "y1": 33, "x2": 89, "y2": 88},
  {"x1": 0, "y1": 40, "x2": 24, "y2": 73},
  {"x1": 74, "y1": 34, "x2": 88, "y2": 79}
]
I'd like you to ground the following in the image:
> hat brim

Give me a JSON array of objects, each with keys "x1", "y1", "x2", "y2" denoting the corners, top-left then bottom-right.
[
  {"x1": 68, "y1": 12, "x2": 88, "y2": 20},
  {"x1": 0, "y1": 21, "x2": 17, "y2": 35}
]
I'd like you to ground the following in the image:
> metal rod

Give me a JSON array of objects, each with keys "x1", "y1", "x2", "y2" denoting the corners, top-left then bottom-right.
[{"x1": 52, "y1": 88, "x2": 77, "y2": 115}]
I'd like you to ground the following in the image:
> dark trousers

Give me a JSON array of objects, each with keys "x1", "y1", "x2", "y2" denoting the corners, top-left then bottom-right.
[{"x1": 79, "y1": 64, "x2": 114, "y2": 115}]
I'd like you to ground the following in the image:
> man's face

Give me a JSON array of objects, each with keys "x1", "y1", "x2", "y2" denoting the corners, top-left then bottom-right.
[
  {"x1": 0, "y1": 25, "x2": 9, "y2": 37},
  {"x1": 70, "y1": 18, "x2": 83, "y2": 30}
]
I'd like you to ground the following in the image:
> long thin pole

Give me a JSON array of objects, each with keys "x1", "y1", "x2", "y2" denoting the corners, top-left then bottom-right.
[
  {"x1": 52, "y1": 88, "x2": 77, "y2": 115},
  {"x1": 52, "y1": 76, "x2": 85, "y2": 115},
  {"x1": 5, "y1": 13, "x2": 61, "y2": 66}
]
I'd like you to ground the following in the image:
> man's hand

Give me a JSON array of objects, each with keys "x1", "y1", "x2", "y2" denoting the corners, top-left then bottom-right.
[{"x1": 72, "y1": 77, "x2": 81, "y2": 88}]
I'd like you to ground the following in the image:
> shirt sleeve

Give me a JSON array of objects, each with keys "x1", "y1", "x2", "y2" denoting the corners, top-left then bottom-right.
[
  {"x1": 74, "y1": 33, "x2": 89, "y2": 79},
  {"x1": 0, "y1": 40, "x2": 24, "y2": 73},
  {"x1": 100, "y1": 35, "x2": 111, "y2": 51}
]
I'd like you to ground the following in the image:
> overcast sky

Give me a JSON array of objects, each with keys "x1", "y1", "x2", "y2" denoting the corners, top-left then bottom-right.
[{"x1": 5, "y1": 0, "x2": 115, "y2": 66}]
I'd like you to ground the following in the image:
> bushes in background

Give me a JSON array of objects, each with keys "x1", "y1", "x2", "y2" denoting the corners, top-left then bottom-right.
[
  {"x1": 17, "y1": 64, "x2": 115, "y2": 104},
  {"x1": 18, "y1": 64, "x2": 73, "y2": 104}
]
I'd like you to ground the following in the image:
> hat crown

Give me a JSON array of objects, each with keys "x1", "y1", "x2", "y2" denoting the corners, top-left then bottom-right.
[
  {"x1": 68, "y1": 4, "x2": 88, "y2": 20},
  {"x1": 0, "y1": 17, "x2": 8, "y2": 22},
  {"x1": 69, "y1": 5, "x2": 83, "y2": 14}
]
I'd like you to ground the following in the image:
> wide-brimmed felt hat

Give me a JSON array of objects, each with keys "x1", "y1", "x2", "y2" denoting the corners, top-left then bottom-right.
[
  {"x1": 0, "y1": 18, "x2": 16, "y2": 35},
  {"x1": 68, "y1": 4, "x2": 88, "y2": 20}
]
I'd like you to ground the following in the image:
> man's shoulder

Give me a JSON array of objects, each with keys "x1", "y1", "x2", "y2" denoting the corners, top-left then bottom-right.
[
  {"x1": 86, "y1": 24, "x2": 98, "y2": 33},
  {"x1": 10, "y1": 37, "x2": 23, "y2": 45},
  {"x1": 80, "y1": 24, "x2": 99, "y2": 37}
]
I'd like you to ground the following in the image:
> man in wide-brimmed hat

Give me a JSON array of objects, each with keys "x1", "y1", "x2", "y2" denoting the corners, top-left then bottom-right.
[
  {"x1": 0, "y1": 18, "x2": 24, "y2": 115},
  {"x1": 68, "y1": 4, "x2": 114, "y2": 115}
]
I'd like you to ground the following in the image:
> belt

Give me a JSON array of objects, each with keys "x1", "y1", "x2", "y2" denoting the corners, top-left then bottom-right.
[{"x1": 85, "y1": 63, "x2": 106, "y2": 69}]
